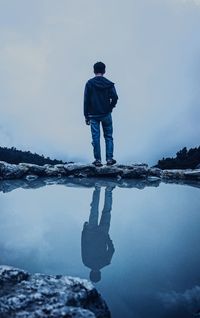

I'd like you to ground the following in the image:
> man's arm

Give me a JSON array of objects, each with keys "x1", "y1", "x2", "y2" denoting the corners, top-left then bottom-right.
[
  {"x1": 84, "y1": 82, "x2": 90, "y2": 122},
  {"x1": 106, "y1": 236, "x2": 115, "y2": 265},
  {"x1": 109, "y1": 85, "x2": 118, "y2": 109}
]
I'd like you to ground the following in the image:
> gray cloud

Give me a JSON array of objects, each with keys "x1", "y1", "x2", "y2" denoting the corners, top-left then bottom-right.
[
  {"x1": 0, "y1": 0, "x2": 200, "y2": 164},
  {"x1": 159, "y1": 285, "x2": 200, "y2": 314},
  {"x1": 0, "y1": 125, "x2": 13, "y2": 146}
]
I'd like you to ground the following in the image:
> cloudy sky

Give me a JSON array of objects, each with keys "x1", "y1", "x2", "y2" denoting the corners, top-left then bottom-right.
[{"x1": 0, "y1": 0, "x2": 200, "y2": 165}]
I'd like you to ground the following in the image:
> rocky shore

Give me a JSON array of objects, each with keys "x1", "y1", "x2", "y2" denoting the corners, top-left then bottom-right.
[
  {"x1": 0, "y1": 161, "x2": 200, "y2": 182},
  {"x1": 0, "y1": 266, "x2": 110, "y2": 318}
]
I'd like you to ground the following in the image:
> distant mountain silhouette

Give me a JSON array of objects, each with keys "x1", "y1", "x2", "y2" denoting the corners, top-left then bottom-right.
[
  {"x1": 0, "y1": 146, "x2": 65, "y2": 166},
  {"x1": 155, "y1": 146, "x2": 200, "y2": 170}
]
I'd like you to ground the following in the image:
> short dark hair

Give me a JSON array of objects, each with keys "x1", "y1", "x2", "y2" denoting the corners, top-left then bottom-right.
[
  {"x1": 93, "y1": 62, "x2": 106, "y2": 74},
  {"x1": 90, "y1": 270, "x2": 101, "y2": 283}
]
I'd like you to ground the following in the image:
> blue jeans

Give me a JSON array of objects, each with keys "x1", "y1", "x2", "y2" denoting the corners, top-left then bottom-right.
[
  {"x1": 88, "y1": 186, "x2": 112, "y2": 233},
  {"x1": 90, "y1": 113, "x2": 113, "y2": 161}
]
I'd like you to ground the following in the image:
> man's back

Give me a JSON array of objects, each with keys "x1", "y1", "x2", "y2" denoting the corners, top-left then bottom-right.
[
  {"x1": 81, "y1": 225, "x2": 114, "y2": 270},
  {"x1": 84, "y1": 76, "x2": 118, "y2": 118}
]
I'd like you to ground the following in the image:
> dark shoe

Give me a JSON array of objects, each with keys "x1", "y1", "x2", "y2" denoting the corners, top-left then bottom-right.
[
  {"x1": 106, "y1": 159, "x2": 117, "y2": 166},
  {"x1": 92, "y1": 160, "x2": 103, "y2": 167}
]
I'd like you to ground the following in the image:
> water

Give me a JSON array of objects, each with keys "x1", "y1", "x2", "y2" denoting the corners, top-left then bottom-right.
[{"x1": 0, "y1": 178, "x2": 200, "y2": 318}]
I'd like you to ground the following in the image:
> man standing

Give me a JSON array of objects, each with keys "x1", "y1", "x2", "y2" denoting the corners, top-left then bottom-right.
[{"x1": 84, "y1": 62, "x2": 118, "y2": 167}]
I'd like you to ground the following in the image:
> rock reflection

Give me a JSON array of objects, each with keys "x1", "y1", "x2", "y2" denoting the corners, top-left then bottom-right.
[{"x1": 81, "y1": 184, "x2": 115, "y2": 283}]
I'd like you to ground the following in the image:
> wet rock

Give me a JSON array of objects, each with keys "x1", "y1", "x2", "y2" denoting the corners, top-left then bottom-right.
[
  {"x1": 183, "y1": 169, "x2": 200, "y2": 180},
  {"x1": 0, "y1": 161, "x2": 200, "y2": 182},
  {"x1": 147, "y1": 176, "x2": 161, "y2": 182},
  {"x1": 0, "y1": 161, "x2": 28, "y2": 179},
  {"x1": 0, "y1": 266, "x2": 110, "y2": 318},
  {"x1": 46, "y1": 163, "x2": 149, "y2": 179},
  {"x1": 94, "y1": 165, "x2": 123, "y2": 178},
  {"x1": 0, "y1": 266, "x2": 29, "y2": 285},
  {"x1": 0, "y1": 161, "x2": 166, "y2": 180},
  {"x1": 120, "y1": 164, "x2": 148, "y2": 178},
  {"x1": 162, "y1": 169, "x2": 185, "y2": 180},
  {"x1": 44, "y1": 164, "x2": 66, "y2": 177},
  {"x1": 149, "y1": 167, "x2": 163, "y2": 178},
  {"x1": 25, "y1": 175, "x2": 39, "y2": 181},
  {"x1": 64, "y1": 164, "x2": 97, "y2": 177},
  {"x1": 19, "y1": 163, "x2": 46, "y2": 176}
]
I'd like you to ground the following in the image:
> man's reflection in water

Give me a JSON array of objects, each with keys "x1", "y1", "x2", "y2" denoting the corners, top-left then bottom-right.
[{"x1": 81, "y1": 184, "x2": 115, "y2": 283}]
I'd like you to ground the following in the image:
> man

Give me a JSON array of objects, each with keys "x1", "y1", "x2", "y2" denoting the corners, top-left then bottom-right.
[
  {"x1": 84, "y1": 62, "x2": 118, "y2": 167},
  {"x1": 81, "y1": 184, "x2": 115, "y2": 283}
]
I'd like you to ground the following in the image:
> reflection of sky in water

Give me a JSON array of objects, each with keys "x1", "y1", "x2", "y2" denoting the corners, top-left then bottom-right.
[{"x1": 0, "y1": 182, "x2": 200, "y2": 318}]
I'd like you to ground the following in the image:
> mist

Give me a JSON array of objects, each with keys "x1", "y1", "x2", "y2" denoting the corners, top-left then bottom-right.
[{"x1": 0, "y1": 0, "x2": 200, "y2": 165}]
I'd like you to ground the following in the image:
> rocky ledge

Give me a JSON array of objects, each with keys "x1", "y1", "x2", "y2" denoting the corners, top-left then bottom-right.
[
  {"x1": 0, "y1": 266, "x2": 110, "y2": 318},
  {"x1": 0, "y1": 161, "x2": 200, "y2": 182}
]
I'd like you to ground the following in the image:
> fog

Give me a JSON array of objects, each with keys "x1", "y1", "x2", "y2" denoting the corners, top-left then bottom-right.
[{"x1": 0, "y1": 0, "x2": 200, "y2": 165}]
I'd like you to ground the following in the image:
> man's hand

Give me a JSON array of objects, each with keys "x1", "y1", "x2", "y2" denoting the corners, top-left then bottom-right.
[{"x1": 85, "y1": 118, "x2": 90, "y2": 125}]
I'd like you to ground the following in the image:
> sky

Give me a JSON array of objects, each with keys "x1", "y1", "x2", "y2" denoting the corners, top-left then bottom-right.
[{"x1": 0, "y1": 0, "x2": 200, "y2": 166}]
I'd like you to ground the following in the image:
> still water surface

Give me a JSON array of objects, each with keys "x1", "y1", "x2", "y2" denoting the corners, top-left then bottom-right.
[{"x1": 0, "y1": 179, "x2": 200, "y2": 317}]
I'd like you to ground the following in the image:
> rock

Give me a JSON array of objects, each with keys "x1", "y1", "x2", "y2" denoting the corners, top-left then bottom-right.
[
  {"x1": 19, "y1": 163, "x2": 46, "y2": 176},
  {"x1": 94, "y1": 165, "x2": 122, "y2": 178},
  {"x1": 64, "y1": 164, "x2": 97, "y2": 177},
  {"x1": 63, "y1": 163, "x2": 148, "y2": 179},
  {"x1": 0, "y1": 266, "x2": 29, "y2": 284},
  {"x1": 162, "y1": 169, "x2": 185, "y2": 180},
  {"x1": 147, "y1": 176, "x2": 161, "y2": 182},
  {"x1": 120, "y1": 164, "x2": 148, "y2": 178},
  {"x1": 0, "y1": 161, "x2": 28, "y2": 179},
  {"x1": 149, "y1": 167, "x2": 163, "y2": 178},
  {"x1": 0, "y1": 161, "x2": 200, "y2": 182},
  {"x1": 25, "y1": 175, "x2": 39, "y2": 181},
  {"x1": 183, "y1": 169, "x2": 200, "y2": 180},
  {"x1": 0, "y1": 265, "x2": 110, "y2": 318},
  {"x1": 44, "y1": 164, "x2": 66, "y2": 177}
]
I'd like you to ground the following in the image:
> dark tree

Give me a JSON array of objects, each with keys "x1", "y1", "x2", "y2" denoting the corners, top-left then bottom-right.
[
  {"x1": 176, "y1": 147, "x2": 187, "y2": 160},
  {"x1": 0, "y1": 146, "x2": 66, "y2": 166},
  {"x1": 155, "y1": 146, "x2": 200, "y2": 170}
]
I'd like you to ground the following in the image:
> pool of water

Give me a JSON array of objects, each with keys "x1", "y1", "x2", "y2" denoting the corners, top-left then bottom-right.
[{"x1": 0, "y1": 178, "x2": 200, "y2": 317}]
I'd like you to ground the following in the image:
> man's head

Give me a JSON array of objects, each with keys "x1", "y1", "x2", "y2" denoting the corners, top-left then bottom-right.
[
  {"x1": 90, "y1": 270, "x2": 101, "y2": 283},
  {"x1": 93, "y1": 62, "x2": 106, "y2": 75}
]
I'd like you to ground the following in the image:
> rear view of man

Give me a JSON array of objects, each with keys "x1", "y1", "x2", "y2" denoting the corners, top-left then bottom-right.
[{"x1": 84, "y1": 62, "x2": 118, "y2": 167}]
